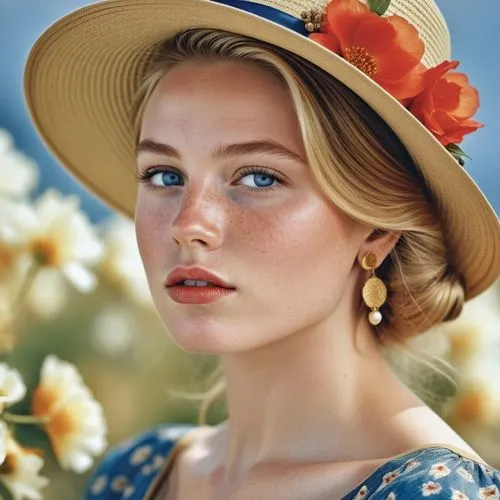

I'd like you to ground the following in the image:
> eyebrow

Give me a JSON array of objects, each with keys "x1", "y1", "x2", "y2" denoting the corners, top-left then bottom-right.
[{"x1": 135, "y1": 139, "x2": 305, "y2": 163}]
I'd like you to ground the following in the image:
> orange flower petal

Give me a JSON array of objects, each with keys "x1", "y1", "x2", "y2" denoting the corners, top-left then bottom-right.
[
  {"x1": 380, "y1": 63, "x2": 427, "y2": 100},
  {"x1": 423, "y1": 60, "x2": 460, "y2": 87},
  {"x1": 309, "y1": 32, "x2": 341, "y2": 54},
  {"x1": 326, "y1": 0, "x2": 372, "y2": 50},
  {"x1": 431, "y1": 79, "x2": 461, "y2": 113},
  {"x1": 351, "y1": 15, "x2": 394, "y2": 56},
  {"x1": 430, "y1": 112, "x2": 483, "y2": 145},
  {"x1": 386, "y1": 16, "x2": 425, "y2": 60},
  {"x1": 445, "y1": 73, "x2": 480, "y2": 119},
  {"x1": 372, "y1": 16, "x2": 425, "y2": 79},
  {"x1": 423, "y1": 110, "x2": 448, "y2": 136}
]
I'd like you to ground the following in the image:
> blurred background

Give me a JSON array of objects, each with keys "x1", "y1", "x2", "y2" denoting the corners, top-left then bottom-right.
[{"x1": 0, "y1": 1, "x2": 499, "y2": 498}]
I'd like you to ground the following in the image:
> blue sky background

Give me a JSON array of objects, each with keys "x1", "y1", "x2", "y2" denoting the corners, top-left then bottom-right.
[{"x1": 0, "y1": 0, "x2": 498, "y2": 222}]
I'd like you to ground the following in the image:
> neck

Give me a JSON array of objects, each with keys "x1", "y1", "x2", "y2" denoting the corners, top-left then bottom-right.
[{"x1": 216, "y1": 286, "x2": 422, "y2": 484}]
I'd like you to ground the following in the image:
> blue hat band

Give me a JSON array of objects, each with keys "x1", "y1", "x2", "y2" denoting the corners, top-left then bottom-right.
[{"x1": 211, "y1": 0, "x2": 309, "y2": 36}]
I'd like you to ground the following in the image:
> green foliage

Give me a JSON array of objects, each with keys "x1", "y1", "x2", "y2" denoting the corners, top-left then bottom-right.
[
  {"x1": 367, "y1": 0, "x2": 391, "y2": 15},
  {"x1": 446, "y1": 143, "x2": 471, "y2": 167}
]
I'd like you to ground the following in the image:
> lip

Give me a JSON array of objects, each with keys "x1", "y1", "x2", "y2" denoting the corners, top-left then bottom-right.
[
  {"x1": 166, "y1": 286, "x2": 235, "y2": 304},
  {"x1": 166, "y1": 265, "x2": 235, "y2": 289}
]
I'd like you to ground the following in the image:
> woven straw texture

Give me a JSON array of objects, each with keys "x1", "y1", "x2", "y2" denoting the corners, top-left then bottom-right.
[
  {"x1": 24, "y1": 0, "x2": 499, "y2": 299},
  {"x1": 246, "y1": 0, "x2": 450, "y2": 67}
]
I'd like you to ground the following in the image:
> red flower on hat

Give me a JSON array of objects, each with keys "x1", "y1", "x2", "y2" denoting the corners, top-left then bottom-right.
[
  {"x1": 309, "y1": 0, "x2": 426, "y2": 101},
  {"x1": 409, "y1": 60, "x2": 483, "y2": 146}
]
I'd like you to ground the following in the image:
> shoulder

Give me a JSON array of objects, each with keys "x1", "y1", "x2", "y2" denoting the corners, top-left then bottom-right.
[
  {"x1": 344, "y1": 446, "x2": 500, "y2": 500},
  {"x1": 84, "y1": 423, "x2": 197, "y2": 500}
]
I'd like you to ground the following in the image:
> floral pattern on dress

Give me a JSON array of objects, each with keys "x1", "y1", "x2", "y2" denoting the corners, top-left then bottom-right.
[
  {"x1": 84, "y1": 424, "x2": 500, "y2": 500},
  {"x1": 344, "y1": 446, "x2": 500, "y2": 499},
  {"x1": 84, "y1": 424, "x2": 195, "y2": 500}
]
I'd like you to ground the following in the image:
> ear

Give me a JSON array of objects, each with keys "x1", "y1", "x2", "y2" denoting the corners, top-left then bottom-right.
[{"x1": 357, "y1": 229, "x2": 401, "y2": 268}]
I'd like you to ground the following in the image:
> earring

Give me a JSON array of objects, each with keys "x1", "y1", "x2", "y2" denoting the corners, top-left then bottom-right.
[{"x1": 361, "y1": 252, "x2": 387, "y2": 326}]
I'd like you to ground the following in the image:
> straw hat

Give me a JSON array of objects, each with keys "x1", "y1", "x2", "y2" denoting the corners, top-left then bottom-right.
[{"x1": 24, "y1": 0, "x2": 499, "y2": 299}]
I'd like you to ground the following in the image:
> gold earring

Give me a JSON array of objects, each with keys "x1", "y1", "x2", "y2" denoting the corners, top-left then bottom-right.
[{"x1": 361, "y1": 252, "x2": 387, "y2": 326}]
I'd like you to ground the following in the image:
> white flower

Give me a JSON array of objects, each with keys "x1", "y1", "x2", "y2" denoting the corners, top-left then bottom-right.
[
  {"x1": 0, "y1": 364, "x2": 26, "y2": 410},
  {"x1": 0, "y1": 434, "x2": 49, "y2": 500},
  {"x1": 98, "y1": 216, "x2": 152, "y2": 307},
  {"x1": 0, "y1": 129, "x2": 13, "y2": 152},
  {"x1": 31, "y1": 356, "x2": 107, "y2": 473},
  {"x1": 0, "y1": 190, "x2": 103, "y2": 292},
  {"x1": 27, "y1": 270, "x2": 69, "y2": 320},
  {"x1": 90, "y1": 307, "x2": 135, "y2": 356},
  {"x1": 0, "y1": 199, "x2": 33, "y2": 294},
  {"x1": 447, "y1": 357, "x2": 500, "y2": 428},
  {"x1": 0, "y1": 129, "x2": 38, "y2": 199},
  {"x1": 0, "y1": 289, "x2": 16, "y2": 353},
  {"x1": 442, "y1": 283, "x2": 500, "y2": 366},
  {"x1": 0, "y1": 420, "x2": 8, "y2": 465}
]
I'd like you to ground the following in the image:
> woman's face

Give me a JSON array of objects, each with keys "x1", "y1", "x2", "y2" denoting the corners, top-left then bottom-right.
[{"x1": 135, "y1": 60, "x2": 371, "y2": 354}]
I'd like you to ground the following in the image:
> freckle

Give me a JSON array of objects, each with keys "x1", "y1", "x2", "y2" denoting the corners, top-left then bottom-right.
[{"x1": 209, "y1": 465, "x2": 225, "y2": 485}]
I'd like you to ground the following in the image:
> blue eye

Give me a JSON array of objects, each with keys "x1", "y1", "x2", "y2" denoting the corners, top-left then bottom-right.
[
  {"x1": 239, "y1": 171, "x2": 276, "y2": 189},
  {"x1": 150, "y1": 170, "x2": 183, "y2": 187},
  {"x1": 137, "y1": 166, "x2": 284, "y2": 192},
  {"x1": 236, "y1": 167, "x2": 283, "y2": 191},
  {"x1": 136, "y1": 167, "x2": 184, "y2": 189}
]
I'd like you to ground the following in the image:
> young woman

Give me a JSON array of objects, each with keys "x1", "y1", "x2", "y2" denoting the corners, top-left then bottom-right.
[{"x1": 24, "y1": 0, "x2": 500, "y2": 498}]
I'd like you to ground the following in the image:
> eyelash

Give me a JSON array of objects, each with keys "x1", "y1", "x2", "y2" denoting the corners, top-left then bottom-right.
[{"x1": 135, "y1": 165, "x2": 285, "y2": 192}]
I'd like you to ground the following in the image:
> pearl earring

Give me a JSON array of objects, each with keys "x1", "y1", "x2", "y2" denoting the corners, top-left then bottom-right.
[{"x1": 361, "y1": 252, "x2": 387, "y2": 326}]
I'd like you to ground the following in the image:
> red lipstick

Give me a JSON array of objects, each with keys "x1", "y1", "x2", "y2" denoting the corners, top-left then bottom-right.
[{"x1": 166, "y1": 266, "x2": 236, "y2": 304}]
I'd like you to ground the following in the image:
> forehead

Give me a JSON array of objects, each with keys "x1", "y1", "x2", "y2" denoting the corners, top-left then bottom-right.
[{"x1": 139, "y1": 60, "x2": 303, "y2": 149}]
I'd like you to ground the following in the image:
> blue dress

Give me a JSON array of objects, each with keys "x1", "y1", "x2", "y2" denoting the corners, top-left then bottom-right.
[{"x1": 84, "y1": 424, "x2": 500, "y2": 499}]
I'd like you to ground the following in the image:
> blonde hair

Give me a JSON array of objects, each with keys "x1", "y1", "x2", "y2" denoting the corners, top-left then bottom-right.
[{"x1": 133, "y1": 29, "x2": 464, "y2": 424}]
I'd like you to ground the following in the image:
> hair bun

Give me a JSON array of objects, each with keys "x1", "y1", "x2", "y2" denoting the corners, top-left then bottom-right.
[{"x1": 439, "y1": 266, "x2": 466, "y2": 322}]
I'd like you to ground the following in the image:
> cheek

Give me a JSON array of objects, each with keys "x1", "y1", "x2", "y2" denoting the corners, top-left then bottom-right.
[
  {"x1": 248, "y1": 197, "x2": 356, "y2": 280},
  {"x1": 221, "y1": 197, "x2": 360, "y2": 350},
  {"x1": 134, "y1": 193, "x2": 173, "y2": 279}
]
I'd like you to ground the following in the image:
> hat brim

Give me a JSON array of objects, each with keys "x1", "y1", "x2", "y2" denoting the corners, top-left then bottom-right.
[{"x1": 24, "y1": 0, "x2": 499, "y2": 299}]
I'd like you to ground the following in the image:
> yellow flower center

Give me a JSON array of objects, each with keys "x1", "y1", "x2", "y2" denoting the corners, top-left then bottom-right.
[
  {"x1": 32, "y1": 386, "x2": 77, "y2": 455},
  {"x1": 46, "y1": 408, "x2": 77, "y2": 452},
  {"x1": 32, "y1": 385, "x2": 57, "y2": 418},
  {"x1": 0, "y1": 245, "x2": 13, "y2": 269},
  {"x1": 452, "y1": 387, "x2": 491, "y2": 425},
  {"x1": 448, "y1": 324, "x2": 480, "y2": 362},
  {"x1": 0, "y1": 453, "x2": 16, "y2": 475},
  {"x1": 0, "y1": 447, "x2": 43, "y2": 475},
  {"x1": 31, "y1": 238, "x2": 60, "y2": 266},
  {"x1": 344, "y1": 46, "x2": 377, "y2": 78}
]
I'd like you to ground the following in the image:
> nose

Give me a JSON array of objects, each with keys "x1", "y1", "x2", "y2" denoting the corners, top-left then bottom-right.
[{"x1": 170, "y1": 183, "x2": 224, "y2": 251}]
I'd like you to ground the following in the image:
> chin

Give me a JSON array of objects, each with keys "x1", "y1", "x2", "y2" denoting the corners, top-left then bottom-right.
[
  {"x1": 161, "y1": 318, "x2": 269, "y2": 355},
  {"x1": 161, "y1": 318, "x2": 238, "y2": 354},
  {"x1": 168, "y1": 332, "x2": 246, "y2": 355}
]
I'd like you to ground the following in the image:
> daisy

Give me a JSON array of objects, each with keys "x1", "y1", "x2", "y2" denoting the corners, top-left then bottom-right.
[
  {"x1": 0, "y1": 129, "x2": 38, "y2": 199},
  {"x1": 31, "y1": 356, "x2": 107, "y2": 473},
  {"x1": 90, "y1": 307, "x2": 135, "y2": 357},
  {"x1": 447, "y1": 360, "x2": 500, "y2": 428},
  {"x1": 0, "y1": 434, "x2": 48, "y2": 500},
  {"x1": 0, "y1": 364, "x2": 27, "y2": 411},
  {"x1": 98, "y1": 216, "x2": 152, "y2": 307},
  {"x1": 0, "y1": 420, "x2": 7, "y2": 465},
  {"x1": 421, "y1": 480, "x2": 443, "y2": 496},
  {"x1": 0, "y1": 199, "x2": 33, "y2": 295},
  {"x1": 443, "y1": 282, "x2": 500, "y2": 365},
  {"x1": 429, "y1": 462, "x2": 451, "y2": 479},
  {"x1": 0, "y1": 290, "x2": 16, "y2": 352},
  {"x1": 0, "y1": 190, "x2": 103, "y2": 293}
]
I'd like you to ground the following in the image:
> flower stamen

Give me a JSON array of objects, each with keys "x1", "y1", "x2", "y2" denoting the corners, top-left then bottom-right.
[
  {"x1": 0, "y1": 453, "x2": 17, "y2": 475},
  {"x1": 0, "y1": 245, "x2": 13, "y2": 269},
  {"x1": 344, "y1": 46, "x2": 377, "y2": 77},
  {"x1": 31, "y1": 238, "x2": 60, "y2": 266}
]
